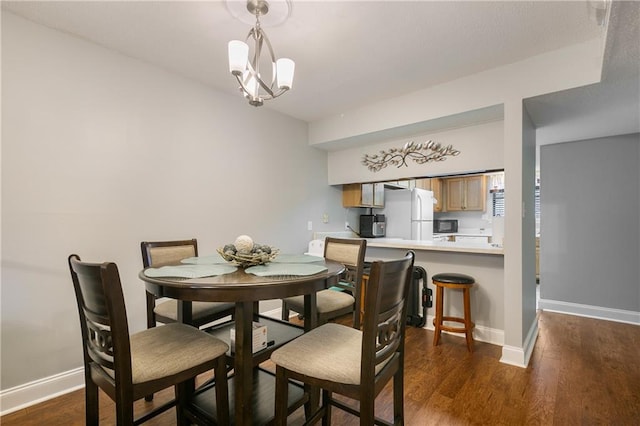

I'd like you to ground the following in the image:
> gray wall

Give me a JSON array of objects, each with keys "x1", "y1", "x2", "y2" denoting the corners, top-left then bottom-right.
[
  {"x1": 1, "y1": 13, "x2": 347, "y2": 390},
  {"x1": 521, "y1": 107, "x2": 538, "y2": 337},
  {"x1": 539, "y1": 133, "x2": 640, "y2": 312}
]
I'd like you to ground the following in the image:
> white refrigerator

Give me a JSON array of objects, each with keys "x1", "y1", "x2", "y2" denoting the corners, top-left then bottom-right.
[{"x1": 382, "y1": 188, "x2": 435, "y2": 241}]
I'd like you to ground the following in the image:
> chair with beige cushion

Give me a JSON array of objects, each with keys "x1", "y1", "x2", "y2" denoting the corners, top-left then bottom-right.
[
  {"x1": 141, "y1": 239, "x2": 235, "y2": 328},
  {"x1": 271, "y1": 251, "x2": 415, "y2": 426},
  {"x1": 281, "y1": 237, "x2": 367, "y2": 329},
  {"x1": 68, "y1": 254, "x2": 230, "y2": 425}
]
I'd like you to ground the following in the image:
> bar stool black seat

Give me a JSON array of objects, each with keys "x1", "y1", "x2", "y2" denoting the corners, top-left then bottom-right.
[{"x1": 432, "y1": 273, "x2": 476, "y2": 352}]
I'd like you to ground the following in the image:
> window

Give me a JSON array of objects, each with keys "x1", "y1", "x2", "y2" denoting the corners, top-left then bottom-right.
[
  {"x1": 492, "y1": 187, "x2": 540, "y2": 218},
  {"x1": 535, "y1": 186, "x2": 540, "y2": 221},
  {"x1": 491, "y1": 189, "x2": 504, "y2": 217}
]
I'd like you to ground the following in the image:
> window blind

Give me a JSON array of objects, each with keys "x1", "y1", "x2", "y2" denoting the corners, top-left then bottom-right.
[{"x1": 492, "y1": 189, "x2": 505, "y2": 217}]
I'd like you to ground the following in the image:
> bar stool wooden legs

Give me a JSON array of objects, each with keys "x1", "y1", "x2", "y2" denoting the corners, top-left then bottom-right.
[{"x1": 432, "y1": 273, "x2": 476, "y2": 352}]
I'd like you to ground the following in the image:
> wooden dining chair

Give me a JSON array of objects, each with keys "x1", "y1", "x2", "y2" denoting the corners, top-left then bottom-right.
[
  {"x1": 281, "y1": 237, "x2": 367, "y2": 329},
  {"x1": 271, "y1": 251, "x2": 415, "y2": 426},
  {"x1": 68, "y1": 254, "x2": 230, "y2": 425},
  {"x1": 141, "y1": 239, "x2": 235, "y2": 329}
]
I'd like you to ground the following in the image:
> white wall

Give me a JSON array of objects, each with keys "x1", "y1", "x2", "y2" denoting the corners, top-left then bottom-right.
[
  {"x1": 521, "y1": 106, "x2": 538, "y2": 339},
  {"x1": 327, "y1": 120, "x2": 504, "y2": 185},
  {"x1": 309, "y1": 39, "x2": 603, "y2": 147},
  {"x1": 0, "y1": 12, "x2": 346, "y2": 394},
  {"x1": 539, "y1": 134, "x2": 640, "y2": 321}
]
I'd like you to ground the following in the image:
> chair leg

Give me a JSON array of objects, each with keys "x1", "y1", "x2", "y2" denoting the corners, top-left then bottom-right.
[
  {"x1": 145, "y1": 292, "x2": 156, "y2": 402},
  {"x1": 463, "y1": 287, "x2": 474, "y2": 352},
  {"x1": 274, "y1": 366, "x2": 289, "y2": 426},
  {"x1": 393, "y1": 368, "x2": 404, "y2": 425},
  {"x1": 85, "y1": 379, "x2": 99, "y2": 426},
  {"x1": 433, "y1": 285, "x2": 444, "y2": 346},
  {"x1": 359, "y1": 388, "x2": 375, "y2": 426},
  {"x1": 115, "y1": 394, "x2": 134, "y2": 426},
  {"x1": 322, "y1": 390, "x2": 332, "y2": 426},
  {"x1": 214, "y1": 356, "x2": 230, "y2": 425},
  {"x1": 175, "y1": 382, "x2": 190, "y2": 426}
]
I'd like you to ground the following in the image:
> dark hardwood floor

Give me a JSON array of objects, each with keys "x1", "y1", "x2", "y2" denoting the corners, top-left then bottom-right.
[{"x1": 3, "y1": 311, "x2": 639, "y2": 425}]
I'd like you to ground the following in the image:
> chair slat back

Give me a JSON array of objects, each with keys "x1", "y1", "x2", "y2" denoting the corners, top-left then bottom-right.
[
  {"x1": 361, "y1": 251, "x2": 415, "y2": 379},
  {"x1": 68, "y1": 255, "x2": 131, "y2": 381},
  {"x1": 141, "y1": 239, "x2": 198, "y2": 268},
  {"x1": 323, "y1": 237, "x2": 366, "y2": 288},
  {"x1": 324, "y1": 239, "x2": 362, "y2": 267}
]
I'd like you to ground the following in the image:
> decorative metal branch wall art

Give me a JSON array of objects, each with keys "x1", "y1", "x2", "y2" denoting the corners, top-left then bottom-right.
[{"x1": 362, "y1": 140, "x2": 461, "y2": 172}]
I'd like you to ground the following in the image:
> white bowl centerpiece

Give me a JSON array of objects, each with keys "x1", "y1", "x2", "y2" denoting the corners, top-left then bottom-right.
[{"x1": 217, "y1": 235, "x2": 279, "y2": 267}]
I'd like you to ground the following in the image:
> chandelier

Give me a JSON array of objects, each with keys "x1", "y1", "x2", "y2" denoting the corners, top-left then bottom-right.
[{"x1": 227, "y1": 0, "x2": 295, "y2": 107}]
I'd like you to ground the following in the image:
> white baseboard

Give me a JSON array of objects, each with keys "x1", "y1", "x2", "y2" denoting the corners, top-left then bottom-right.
[
  {"x1": 500, "y1": 314, "x2": 539, "y2": 368},
  {"x1": 421, "y1": 314, "x2": 505, "y2": 347},
  {"x1": 0, "y1": 367, "x2": 84, "y2": 416},
  {"x1": 538, "y1": 298, "x2": 640, "y2": 325},
  {"x1": 267, "y1": 308, "x2": 507, "y2": 347},
  {"x1": 0, "y1": 309, "x2": 285, "y2": 416},
  {"x1": 0, "y1": 310, "x2": 509, "y2": 414}
]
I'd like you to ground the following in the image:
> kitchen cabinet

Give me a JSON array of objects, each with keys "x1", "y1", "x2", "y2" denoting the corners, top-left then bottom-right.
[
  {"x1": 445, "y1": 175, "x2": 486, "y2": 211},
  {"x1": 415, "y1": 178, "x2": 443, "y2": 212},
  {"x1": 342, "y1": 183, "x2": 385, "y2": 208},
  {"x1": 389, "y1": 179, "x2": 415, "y2": 189}
]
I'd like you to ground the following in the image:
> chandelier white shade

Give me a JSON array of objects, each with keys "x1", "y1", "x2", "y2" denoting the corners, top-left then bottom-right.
[
  {"x1": 228, "y1": 40, "x2": 249, "y2": 74},
  {"x1": 227, "y1": 0, "x2": 295, "y2": 107}
]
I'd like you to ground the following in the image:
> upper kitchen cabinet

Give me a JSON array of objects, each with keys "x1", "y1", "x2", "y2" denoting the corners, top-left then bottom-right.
[
  {"x1": 343, "y1": 183, "x2": 385, "y2": 208},
  {"x1": 445, "y1": 175, "x2": 486, "y2": 211},
  {"x1": 415, "y1": 178, "x2": 443, "y2": 212}
]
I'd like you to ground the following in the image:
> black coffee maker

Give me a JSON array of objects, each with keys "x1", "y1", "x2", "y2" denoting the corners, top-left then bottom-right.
[{"x1": 359, "y1": 214, "x2": 386, "y2": 238}]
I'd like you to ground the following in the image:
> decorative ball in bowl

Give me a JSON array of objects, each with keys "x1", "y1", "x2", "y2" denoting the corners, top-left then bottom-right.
[{"x1": 217, "y1": 235, "x2": 279, "y2": 267}]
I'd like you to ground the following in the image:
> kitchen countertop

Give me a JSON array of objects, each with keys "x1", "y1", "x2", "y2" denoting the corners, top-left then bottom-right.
[
  {"x1": 434, "y1": 232, "x2": 491, "y2": 238},
  {"x1": 435, "y1": 228, "x2": 493, "y2": 238},
  {"x1": 365, "y1": 238, "x2": 503, "y2": 255}
]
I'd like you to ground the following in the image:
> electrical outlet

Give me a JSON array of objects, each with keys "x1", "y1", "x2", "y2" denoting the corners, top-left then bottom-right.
[
  {"x1": 307, "y1": 221, "x2": 313, "y2": 231},
  {"x1": 345, "y1": 221, "x2": 349, "y2": 230}
]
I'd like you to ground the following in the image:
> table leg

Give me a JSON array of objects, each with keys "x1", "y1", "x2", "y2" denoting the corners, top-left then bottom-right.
[
  {"x1": 303, "y1": 292, "x2": 318, "y2": 332},
  {"x1": 234, "y1": 301, "x2": 253, "y2": 426},
  {"x1": 176, "y1": 300, "x2": 193, "y2": 325}
]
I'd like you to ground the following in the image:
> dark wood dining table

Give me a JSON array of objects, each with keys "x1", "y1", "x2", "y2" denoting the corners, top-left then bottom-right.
[{"x1": 139, "y1": 257, "x2": 345, "y2": 425}]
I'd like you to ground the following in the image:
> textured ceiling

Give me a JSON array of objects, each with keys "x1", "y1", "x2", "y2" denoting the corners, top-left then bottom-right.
[
  {"x1": 525, "y1": 0, "x2": 640, "y2": 145},
  {"x1": 2, "y1": 0, "x2": 639, "y2": 144}
]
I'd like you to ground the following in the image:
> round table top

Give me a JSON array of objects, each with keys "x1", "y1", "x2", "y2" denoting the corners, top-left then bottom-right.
[{"x1": 139, "y1": 258, "x2": 345, "y2": 303}]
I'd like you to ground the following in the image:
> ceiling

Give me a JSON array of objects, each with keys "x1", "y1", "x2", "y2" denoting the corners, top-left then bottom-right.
[{"x1": 3, "y1": 0, "x2": 639, "y2": 145}]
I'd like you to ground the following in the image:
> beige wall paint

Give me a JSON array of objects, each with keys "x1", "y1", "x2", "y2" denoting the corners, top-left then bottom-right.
[
  {"x1": 327, "y1": 120, "x2": 504, "y2": 185},
  {"x1": 0, "y1": 13, "x2": 345, "y2": 391},
  {"x1": 309, "y1": 39, "x2": 603, "y2": 147}
]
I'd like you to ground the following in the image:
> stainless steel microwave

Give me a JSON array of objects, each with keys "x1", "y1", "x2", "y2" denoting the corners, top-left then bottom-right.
[{"x1": 433, "y1": 219, "x2": 458, "y2": 234}]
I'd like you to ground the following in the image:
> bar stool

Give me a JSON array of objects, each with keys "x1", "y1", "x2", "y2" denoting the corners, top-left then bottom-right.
[{"x1": 432, "y1": 273, "x2": 476, "y2": 352}]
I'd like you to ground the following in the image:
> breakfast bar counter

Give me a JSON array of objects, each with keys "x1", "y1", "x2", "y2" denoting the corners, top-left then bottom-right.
[
  {"x1": 364, "y1": 238, "x2": 504, "y2": 255},
  {"x1": 364, "y1": 241, "x2": 505, "y2": 347}
]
